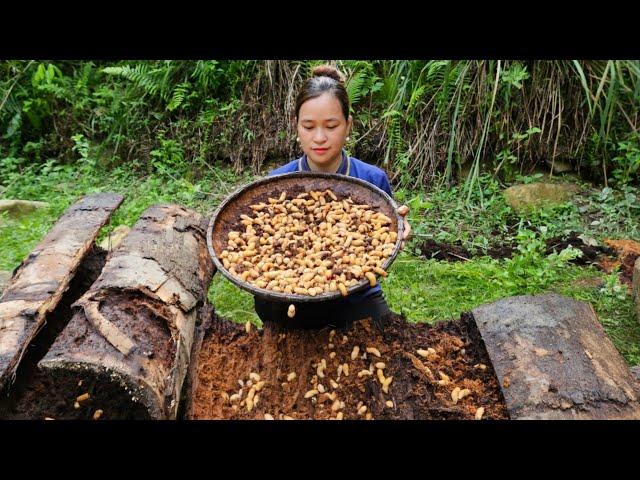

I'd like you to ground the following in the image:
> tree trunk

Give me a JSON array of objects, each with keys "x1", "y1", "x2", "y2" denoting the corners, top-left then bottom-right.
[
  {"x1": 0, "y1": 193, "x2": 123, "y2": 391},
  {"x1": 37, "y1": 204, "x2": 215, "y2": 419}
]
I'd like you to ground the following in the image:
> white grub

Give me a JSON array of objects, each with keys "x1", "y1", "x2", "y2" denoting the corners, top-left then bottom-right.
[
  {"x1": 366, "y1": 347, "x2": 381, "y2": 358},
  {"x1": 304, "y1": 389, "x2": 319, "y2": 399},
  {"x1": 351, "y1": 346, "x2": 360, "y2": 360}
]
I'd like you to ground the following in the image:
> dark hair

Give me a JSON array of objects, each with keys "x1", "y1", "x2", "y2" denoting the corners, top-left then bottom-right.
[{"x1": 295, "y1": 65, "x2": 350, "y2": 121}]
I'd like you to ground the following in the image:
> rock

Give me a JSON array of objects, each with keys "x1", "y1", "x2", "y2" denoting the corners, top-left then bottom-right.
[
  {"x1": 503, "y1": 183, "x2": 579, "y2": 212},
  {"x1": 98, "y1": 225, "x2": 131, "y2": 251},
  {"x1": 0, "y1": 271, "x2": 11, "y2": 296},
  {"x1": 0, "y1": 199, "x2": 49, "y2": 216},
  {"x1": 632, "y1": 366, "x2": 640, "y2": 383},
  {"x1": 634, "y1": 257, "x2": 640, "y2": 324},
  {"x1": 471, "y1": 293, "x2": 640, "y2": 419}
]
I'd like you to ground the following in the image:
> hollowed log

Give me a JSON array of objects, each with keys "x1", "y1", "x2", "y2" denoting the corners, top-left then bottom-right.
[{"x1": 36, "y1": 204, "x2": 215, "y2": 419}]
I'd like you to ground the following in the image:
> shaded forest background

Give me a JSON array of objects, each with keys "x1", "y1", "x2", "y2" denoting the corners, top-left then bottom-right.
[{"x1": 2, "y1": 60, "x2": 639, "y2": 192}]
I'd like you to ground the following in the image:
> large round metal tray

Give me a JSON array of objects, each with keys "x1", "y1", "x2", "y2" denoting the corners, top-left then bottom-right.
[{"x1": 206, "y1": 171, "x2": 404, "y2": 303}]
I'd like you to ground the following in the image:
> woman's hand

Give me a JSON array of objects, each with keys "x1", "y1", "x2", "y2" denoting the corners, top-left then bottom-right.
[{"x1": 397, "y1": 205, "x2": 412, "y2": 250}]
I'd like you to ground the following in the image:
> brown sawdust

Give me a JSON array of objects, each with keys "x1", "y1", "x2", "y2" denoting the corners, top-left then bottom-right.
[{"x1": 188, "y1": 312, "x2": 508, "y2": 420}]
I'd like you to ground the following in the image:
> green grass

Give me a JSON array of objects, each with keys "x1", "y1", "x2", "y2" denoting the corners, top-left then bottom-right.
[{"x1": 208, "y1": 275, "x2": 261, "y2": 327}]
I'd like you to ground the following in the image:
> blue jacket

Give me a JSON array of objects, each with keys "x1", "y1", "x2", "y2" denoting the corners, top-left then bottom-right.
[{"x1": 268, "y1": 150, "x2": 393, "y2": 304}]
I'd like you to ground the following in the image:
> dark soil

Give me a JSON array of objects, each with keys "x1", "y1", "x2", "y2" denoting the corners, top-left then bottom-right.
[
  {"x1": 4, "y1": 366, "x2": 151, "y2": 420},
  {"x1": 485, "y1": 244, "x2": 517, "y2": 259},
  {"x1": 187, "y1": 312, "x2": 508, "y2": 420},
  {"x1": 545, "y1": 232, "x2": 615, "y2": 265},
  {"x1": 416, "y1": 231, "x2": 615, "y2": 266},
  {"x1": 619, "y1": 254, "x2": 639, "y2": 287},
  {"x1": 416, "y1": 239, "x2": 474, "y2": 262}
]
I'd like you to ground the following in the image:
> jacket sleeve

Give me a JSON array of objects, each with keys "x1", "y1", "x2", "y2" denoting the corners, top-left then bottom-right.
[{"x1": 376, "y1": 171, "x2": 393, "y2": 197}]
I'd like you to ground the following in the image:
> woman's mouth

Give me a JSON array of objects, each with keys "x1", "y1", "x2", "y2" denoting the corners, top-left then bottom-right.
[{"x1": 312, "y1": 148, "x2": 329, "y2": 155}]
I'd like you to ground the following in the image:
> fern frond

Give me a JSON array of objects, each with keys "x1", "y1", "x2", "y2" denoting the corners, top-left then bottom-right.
[
  {"x1": 346, "y1": 70, "x2": 367, "y2": 106},
  {"x1": 407, "y1": 84, "x2": 427, "y2": 113},
  {"x1": 167, "y1": 82, "x2": 191, "y2": 112}
]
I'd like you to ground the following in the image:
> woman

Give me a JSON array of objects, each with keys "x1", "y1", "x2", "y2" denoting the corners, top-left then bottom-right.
[{"x1": 254, "y1": 64, "x2": 411, "y2": 329}]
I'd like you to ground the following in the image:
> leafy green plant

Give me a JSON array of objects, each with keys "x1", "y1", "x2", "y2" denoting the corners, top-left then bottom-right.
[
  {"x1": 149, "y1": 135, "x2": 186, "y2": 176},
  {"x1": 499, "y1": 228, "x2": 583, "y2": 293},
  {"x1": 610, "y1": 135, "x2": 640, "y2": 185},
  {"x1": 3, "y1": 60, "x2": 640, "y2": 188},
  {"x1": 494, "y1": 127, "x2": 542, "y2": 180}
]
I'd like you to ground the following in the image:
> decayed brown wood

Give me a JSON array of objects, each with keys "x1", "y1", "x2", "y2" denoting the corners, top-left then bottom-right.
[
  {"x1": 39, "y1": 204, "x2": 215, "y2": 419},
  {"x1": 633, "y1": 257, "x2": 640, "y2": 323},
  {"x1": 180, "y1": 304, "x2": 214, "y2": 419},
  {"x1": 0, "y1": 193, "x2": 124, "y2": 391},
  {"x1": 472, "y1": 293, "x2": 640, "y2": 419}
]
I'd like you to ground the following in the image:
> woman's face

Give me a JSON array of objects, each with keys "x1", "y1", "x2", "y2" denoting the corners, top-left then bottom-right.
[{"x1": 297, "y1": 92, "x2": 352, "y2": 170}]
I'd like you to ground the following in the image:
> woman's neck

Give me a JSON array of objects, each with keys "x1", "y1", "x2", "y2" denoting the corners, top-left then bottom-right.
[{"x1": 306, "y1": 151, "x2": 343, "y2": 173}]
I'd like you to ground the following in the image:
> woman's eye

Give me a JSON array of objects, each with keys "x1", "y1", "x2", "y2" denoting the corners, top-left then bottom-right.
[{"x1": 327, "y1": 125, "x2": 337, "y2": 130}]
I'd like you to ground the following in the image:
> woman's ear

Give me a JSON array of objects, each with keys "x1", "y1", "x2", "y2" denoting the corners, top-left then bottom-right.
[{"x1": 347, "y1": 115, "x2": 353, "y2": 136}]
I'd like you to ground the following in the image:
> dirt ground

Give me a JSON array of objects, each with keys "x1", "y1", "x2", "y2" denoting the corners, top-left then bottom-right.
[
  {"x1": 417, "y1": 231, "x2": 614, "y2": 264},
  {"x1": 416, "y1": 239, "x2": 475, "y2": 262},
  {"x1": 597, "y1": 239, "x2": 640, "y2": 290},
  {"x1": 187, "y1": 312, "x2": 508, "y2": 420}
]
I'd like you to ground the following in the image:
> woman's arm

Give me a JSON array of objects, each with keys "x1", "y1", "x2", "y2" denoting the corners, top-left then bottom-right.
[{"x1": 397, "y1": 204, "x2": 412, "y2": 250}]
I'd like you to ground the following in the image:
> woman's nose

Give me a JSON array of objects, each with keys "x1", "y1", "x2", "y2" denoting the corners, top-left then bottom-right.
[{"x1": 313, "y1": 129, "x2": 327, "y2": 143}]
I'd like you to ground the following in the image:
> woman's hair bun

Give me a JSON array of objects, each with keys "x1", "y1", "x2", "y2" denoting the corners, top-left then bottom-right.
[{"x1": 311, "y1": 65, "x2": 346, "y2": 84}]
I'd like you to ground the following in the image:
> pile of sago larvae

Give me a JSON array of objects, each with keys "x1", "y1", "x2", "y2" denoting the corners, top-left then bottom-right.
[{"x1": 220, "y1": 188, "x2": 398, "y2": 317}]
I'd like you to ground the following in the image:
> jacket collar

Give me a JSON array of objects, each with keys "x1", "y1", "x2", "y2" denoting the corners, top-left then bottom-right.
[{"x1": 298, "y1": 149, "x2": 350, "y2": 175}]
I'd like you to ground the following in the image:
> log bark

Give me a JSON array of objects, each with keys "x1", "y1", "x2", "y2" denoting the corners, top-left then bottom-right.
[
  {"x1": 472, "y1": 293, "x2": 640, "y2": 419},
  {"x1": 0, "y1": 193, "x2": 123, "y2": 390},
  {"x1": 38, "y1": 204, "x2": 215, "y2": 419}
]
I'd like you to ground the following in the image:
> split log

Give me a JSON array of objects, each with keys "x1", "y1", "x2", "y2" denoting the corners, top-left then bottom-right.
[
  {"x1": 38, "y1": 204, "x2": 215, "y2": 419},
  {"x1": 471, "y1": 293, "x2": 640, "y2": 419},
  {"x1": 0, "y1": 193, "x2": 123, "y2": 390}
]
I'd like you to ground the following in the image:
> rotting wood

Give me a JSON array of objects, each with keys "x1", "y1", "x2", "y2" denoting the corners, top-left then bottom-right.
[
  {"x1": 0, "y1": 193, "x2": 124, "y2": 391},
  {"x1": 633, "y1": 257, "x2": 640, "y2": 323},
  {"x1": 38, "y1": 204, "x2": 215, "y2": 419},
  {"x1": 179, "y1": 304, "x2": 214, "y2": 419},
  {"x1": 472, "y1": 293, "x2": 640, "y2": 419}
]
